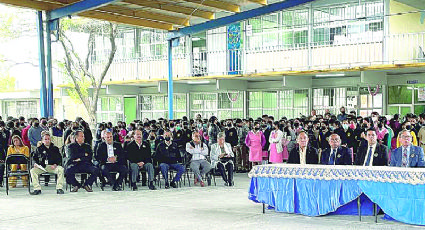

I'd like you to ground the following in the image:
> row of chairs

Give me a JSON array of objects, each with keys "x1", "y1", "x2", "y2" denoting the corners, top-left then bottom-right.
[{"x1": 3, "y1": 150, "x2": 228, "y2": 195}]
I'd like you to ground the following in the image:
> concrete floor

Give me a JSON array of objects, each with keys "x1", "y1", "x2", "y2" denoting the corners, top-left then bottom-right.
[{"x1": 0, "y1": 174, "x2": 422, "y2": 230}]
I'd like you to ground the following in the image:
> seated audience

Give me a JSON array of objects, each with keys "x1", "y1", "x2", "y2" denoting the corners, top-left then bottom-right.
[
  {"x1": 155, "y1": 131, "x2": 185, "y2": 189},
  {"x1": 186, "y1": 131, "x2": 212, "y2": 187},
  {"x1": 30, "y1": 131, "x2": 65, "y2": 195},
  {"x1": 210, "y1": 132, "x2": 234, "y2": 186},
  {"x1": 65, "y1": 130, "x2": 100, "y2": 192},
  {"x1": 96, "y1": 130, "x2": 128, "y2": 191},
  {"x1": 125, "y1": 129, "x2": 156, "y2": 190}
]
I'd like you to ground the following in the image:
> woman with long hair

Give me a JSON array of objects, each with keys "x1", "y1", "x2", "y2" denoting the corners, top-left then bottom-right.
[{"x1": 7, "y1": 135, "x2": 30, "y2": 188}]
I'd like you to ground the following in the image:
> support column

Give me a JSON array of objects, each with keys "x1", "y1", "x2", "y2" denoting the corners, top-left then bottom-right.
[
  {"x1": 37, "y1": 11, "x2": 48, "y2": 118},
  {"x1": 186, "y1": 93, "x2": 191, "y2": 119},
  {"x1": 307, "y1": 3, "x2": 314, "y2": 68},
  {"x1": 382, "y1": 84, "x2": 388, "y2": 115},
  {"x1": 308, "y1": 88, "x2": 313, "y2": 114},
  {"x1": 383, "y1": 0, "x2": 390, "y2": 64},
  {"x1": 244, "y1": 91, "x2": 248, "y2": 118},
  {"x1": 46, "y1": 12, "x2": 54, "y2": 117},
  {"x1": 168, "y1": 39, "x2": 174, "y2": 120}
]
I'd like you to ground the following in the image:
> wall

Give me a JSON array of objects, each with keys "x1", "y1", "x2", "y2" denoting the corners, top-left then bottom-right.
[{"x1": 389, "y1": 0, "x2": 425, "y2": 34}]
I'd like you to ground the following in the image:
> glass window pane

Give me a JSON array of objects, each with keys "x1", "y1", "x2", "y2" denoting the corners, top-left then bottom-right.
[{"x1": 389, "y1": 86, "x2": 412, "y2": 104}]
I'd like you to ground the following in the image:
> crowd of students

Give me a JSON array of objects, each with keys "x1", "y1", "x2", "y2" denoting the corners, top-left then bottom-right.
[{"x1": 0, "y1": 107, "x2": 424, "y2": 194}]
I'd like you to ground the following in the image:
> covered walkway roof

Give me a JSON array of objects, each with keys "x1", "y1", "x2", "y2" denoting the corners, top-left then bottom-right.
[{"x1": 0, "y1": 0, "x2": 286, "y2": 30}]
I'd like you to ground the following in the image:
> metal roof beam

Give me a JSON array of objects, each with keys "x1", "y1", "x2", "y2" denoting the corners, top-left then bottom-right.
[
  {"x1": 50, "y1": 0, "x2": 123, "y2": 20},
  {"x1": 168, "y1": 0, "x2": 315, "y2": 40}
]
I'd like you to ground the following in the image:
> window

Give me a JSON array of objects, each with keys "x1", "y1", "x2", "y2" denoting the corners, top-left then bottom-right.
[
  {"x1": 190, "y1": 93, "x2": 217, "y2": 119},
  {"x1": 313, "y1": 87, "x2": 357, "y2": 115},
  {"x1": 4, "y1": 100, "x2": 38, "y2": 119},
  {"x1": 139, "y1": 94, "x2": 186, "y2": 119},
  {"x1": 217, "y1": 92, "x2": 243, "y2": 119},
  {"x1": 97, "y1": 97, "x2": 124, "y2": 124}
]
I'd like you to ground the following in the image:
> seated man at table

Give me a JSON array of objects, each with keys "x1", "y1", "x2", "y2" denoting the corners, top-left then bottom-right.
[
  {"x1": 155, "y1": 130, "x2": 185, "y2": 189},
  {"x1": 354, "y1": 128, "x2": 388, "y2": 166},
  {"x1": 320, "y1": 133, "x2": 352, "y2": 165},
  {"x1": 287, "y1": 131, "x2": 318, "y2": 164},
  {"x1": 390, "y1": 129, "x2": 425, "y2": 167},
  {"x1": 66, "y1": 130, "x2": 100, "y2": 192},
  {"x1": 96, "y1": 130, "x2": 128, "y2": 191}
]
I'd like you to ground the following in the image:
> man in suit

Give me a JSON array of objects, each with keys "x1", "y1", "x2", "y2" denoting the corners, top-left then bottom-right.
[
  {"x1": 321, "y1": 133, "x2": 352, "y2": 165},
  {"x1": 96, "y1": 130, "x2": 128, "y2": 191},
  {"x1": 287, "y1": 131, "x2": 319, "y2": 164},
  {"x1": 390, "y1": 129, "x2": 425, "y2": 167},
  {"x1": 354, "y1": 128, "x2": 388, "y2": 166},
  {"x1": 65, "y1": 130, "x2": 100, "y2": 192}
]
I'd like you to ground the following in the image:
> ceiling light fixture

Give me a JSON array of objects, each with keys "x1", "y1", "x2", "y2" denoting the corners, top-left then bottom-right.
[
  {"x1": 315, "y1": 73, "x2": 345, "y2": 78},
  {"x1": 187, "y1": 80, "x2": 210, "y2": 85}
]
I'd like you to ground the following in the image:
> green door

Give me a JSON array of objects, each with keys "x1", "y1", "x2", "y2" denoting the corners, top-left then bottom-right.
[{"x1": 124, "y1": 97, "x2": 137, "y2": 124}]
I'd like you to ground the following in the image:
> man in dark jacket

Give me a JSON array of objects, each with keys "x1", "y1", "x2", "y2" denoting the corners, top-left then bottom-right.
[
  {"x1": 65, "y1": 130, "x2": 99, "y2": 192},
  {"x1": 287, "y1": 131, "x2": 319, "y2": 164},
  {"x1": 320, "y1": 134, "x2": 352, "y2": 165},
  {"x1": 355, "y1": 128, "x2": 388, "y2": 166},
  {"x1": 0, "y1": 121, "x2": 9, "y2": 187},
  {"x1": 155, "y1": 131, "x2": 185, "y2": 189},
  {"x1": 30, "y1": 132, "x2": 64, "y2": 195},
  {"x1": 125, "y1": 129, "x2": 156, "y2": 191},
  {"x1": 96, "y1": 131, "x2": 128, "y2": 191}
]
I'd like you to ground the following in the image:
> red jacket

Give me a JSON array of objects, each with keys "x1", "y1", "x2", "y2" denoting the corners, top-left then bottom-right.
[{"x1": 21, "y1": 125, "x2": 31, "y2": 148}]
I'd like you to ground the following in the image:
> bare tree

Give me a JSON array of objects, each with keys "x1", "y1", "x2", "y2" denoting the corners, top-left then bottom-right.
[{"x1": 58, "y1": 20, "x2": 117, "y2": 125}]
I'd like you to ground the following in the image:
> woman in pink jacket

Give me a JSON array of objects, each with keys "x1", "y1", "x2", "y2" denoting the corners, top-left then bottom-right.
[{"x1": 245, "y1": 122, "x2": 266, "y2": 166}]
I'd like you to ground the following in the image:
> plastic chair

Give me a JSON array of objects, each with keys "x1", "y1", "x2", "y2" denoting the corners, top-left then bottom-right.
[{"x1": 5, "y1": 154, "x2": 31, "y2": 195}]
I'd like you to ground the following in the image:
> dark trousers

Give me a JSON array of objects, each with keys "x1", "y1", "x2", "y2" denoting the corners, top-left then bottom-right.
[
  {"x1": 236, "y1": 144, "x2": 249, "y2": 171},
  {"x1": 159, "y1": 163, "x2": 185, "y2": 184},
  {"x1": 217, "y1": 161, "x2": 234, "y2": 183},
  {"x1": 101, "y1": 163, "x2": 128, "y2": 187},
  {"x1": 0, "y1": 164, "x2": 4, "y2": 183},
  {"x1": 65, "y1": 162, "x2": 100, "y2": 187}
]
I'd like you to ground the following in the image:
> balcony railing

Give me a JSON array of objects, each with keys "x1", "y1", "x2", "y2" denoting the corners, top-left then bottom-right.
[{"x1": 84, "y1": 32, "x2": 425, "y2": 83}]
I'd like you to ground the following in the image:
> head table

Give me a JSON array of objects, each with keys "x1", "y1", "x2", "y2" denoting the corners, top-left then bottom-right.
[{"x1": 248, "y1": 164, "x2": 425, "y2": 226}]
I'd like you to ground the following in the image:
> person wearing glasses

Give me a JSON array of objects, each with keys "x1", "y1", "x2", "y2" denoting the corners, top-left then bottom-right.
[
  {"x1": 390, "y1": 129, "x2": 425, "y2": 167},
  {"x1": 354, "y1": 128, "x2": 388, "y2": 166},
  {"x1": 320, "y1": 133, "x2": 353, "y2": 165}
]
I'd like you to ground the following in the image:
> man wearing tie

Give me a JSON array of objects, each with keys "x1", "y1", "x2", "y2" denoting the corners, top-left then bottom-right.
[
  {"x1": 390, "y1": 129, "x2": 425, "y2": 167},
  {"x1": 355, "y1": 128, "x2": 388, "y2": 166},
  {"x1": 320, "y1": 134, "x2": 352, "y2": 165}
]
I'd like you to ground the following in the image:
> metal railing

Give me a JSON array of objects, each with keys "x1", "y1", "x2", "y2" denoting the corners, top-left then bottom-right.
[{"x1": 81, "y1": 32, "x2": 425, "y2": 82}]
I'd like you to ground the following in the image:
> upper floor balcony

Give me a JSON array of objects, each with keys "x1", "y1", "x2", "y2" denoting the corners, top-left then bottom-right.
[{"x1": 83, "y1": 32, "x2": 425, "y2": 84}]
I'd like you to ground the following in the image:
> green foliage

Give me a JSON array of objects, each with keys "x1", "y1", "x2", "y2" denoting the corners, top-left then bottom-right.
[
  {"x1": 0, "y1": 56, "x2": 15, "y2": 92},
  {"x1": 0, "y1": 12, "x2": 19, "y2": 41}
]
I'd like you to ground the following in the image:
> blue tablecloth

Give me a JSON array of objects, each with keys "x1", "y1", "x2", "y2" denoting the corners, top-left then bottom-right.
[{"x1": 248, "y1": 164, "x2": 425, "y2": 226}]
